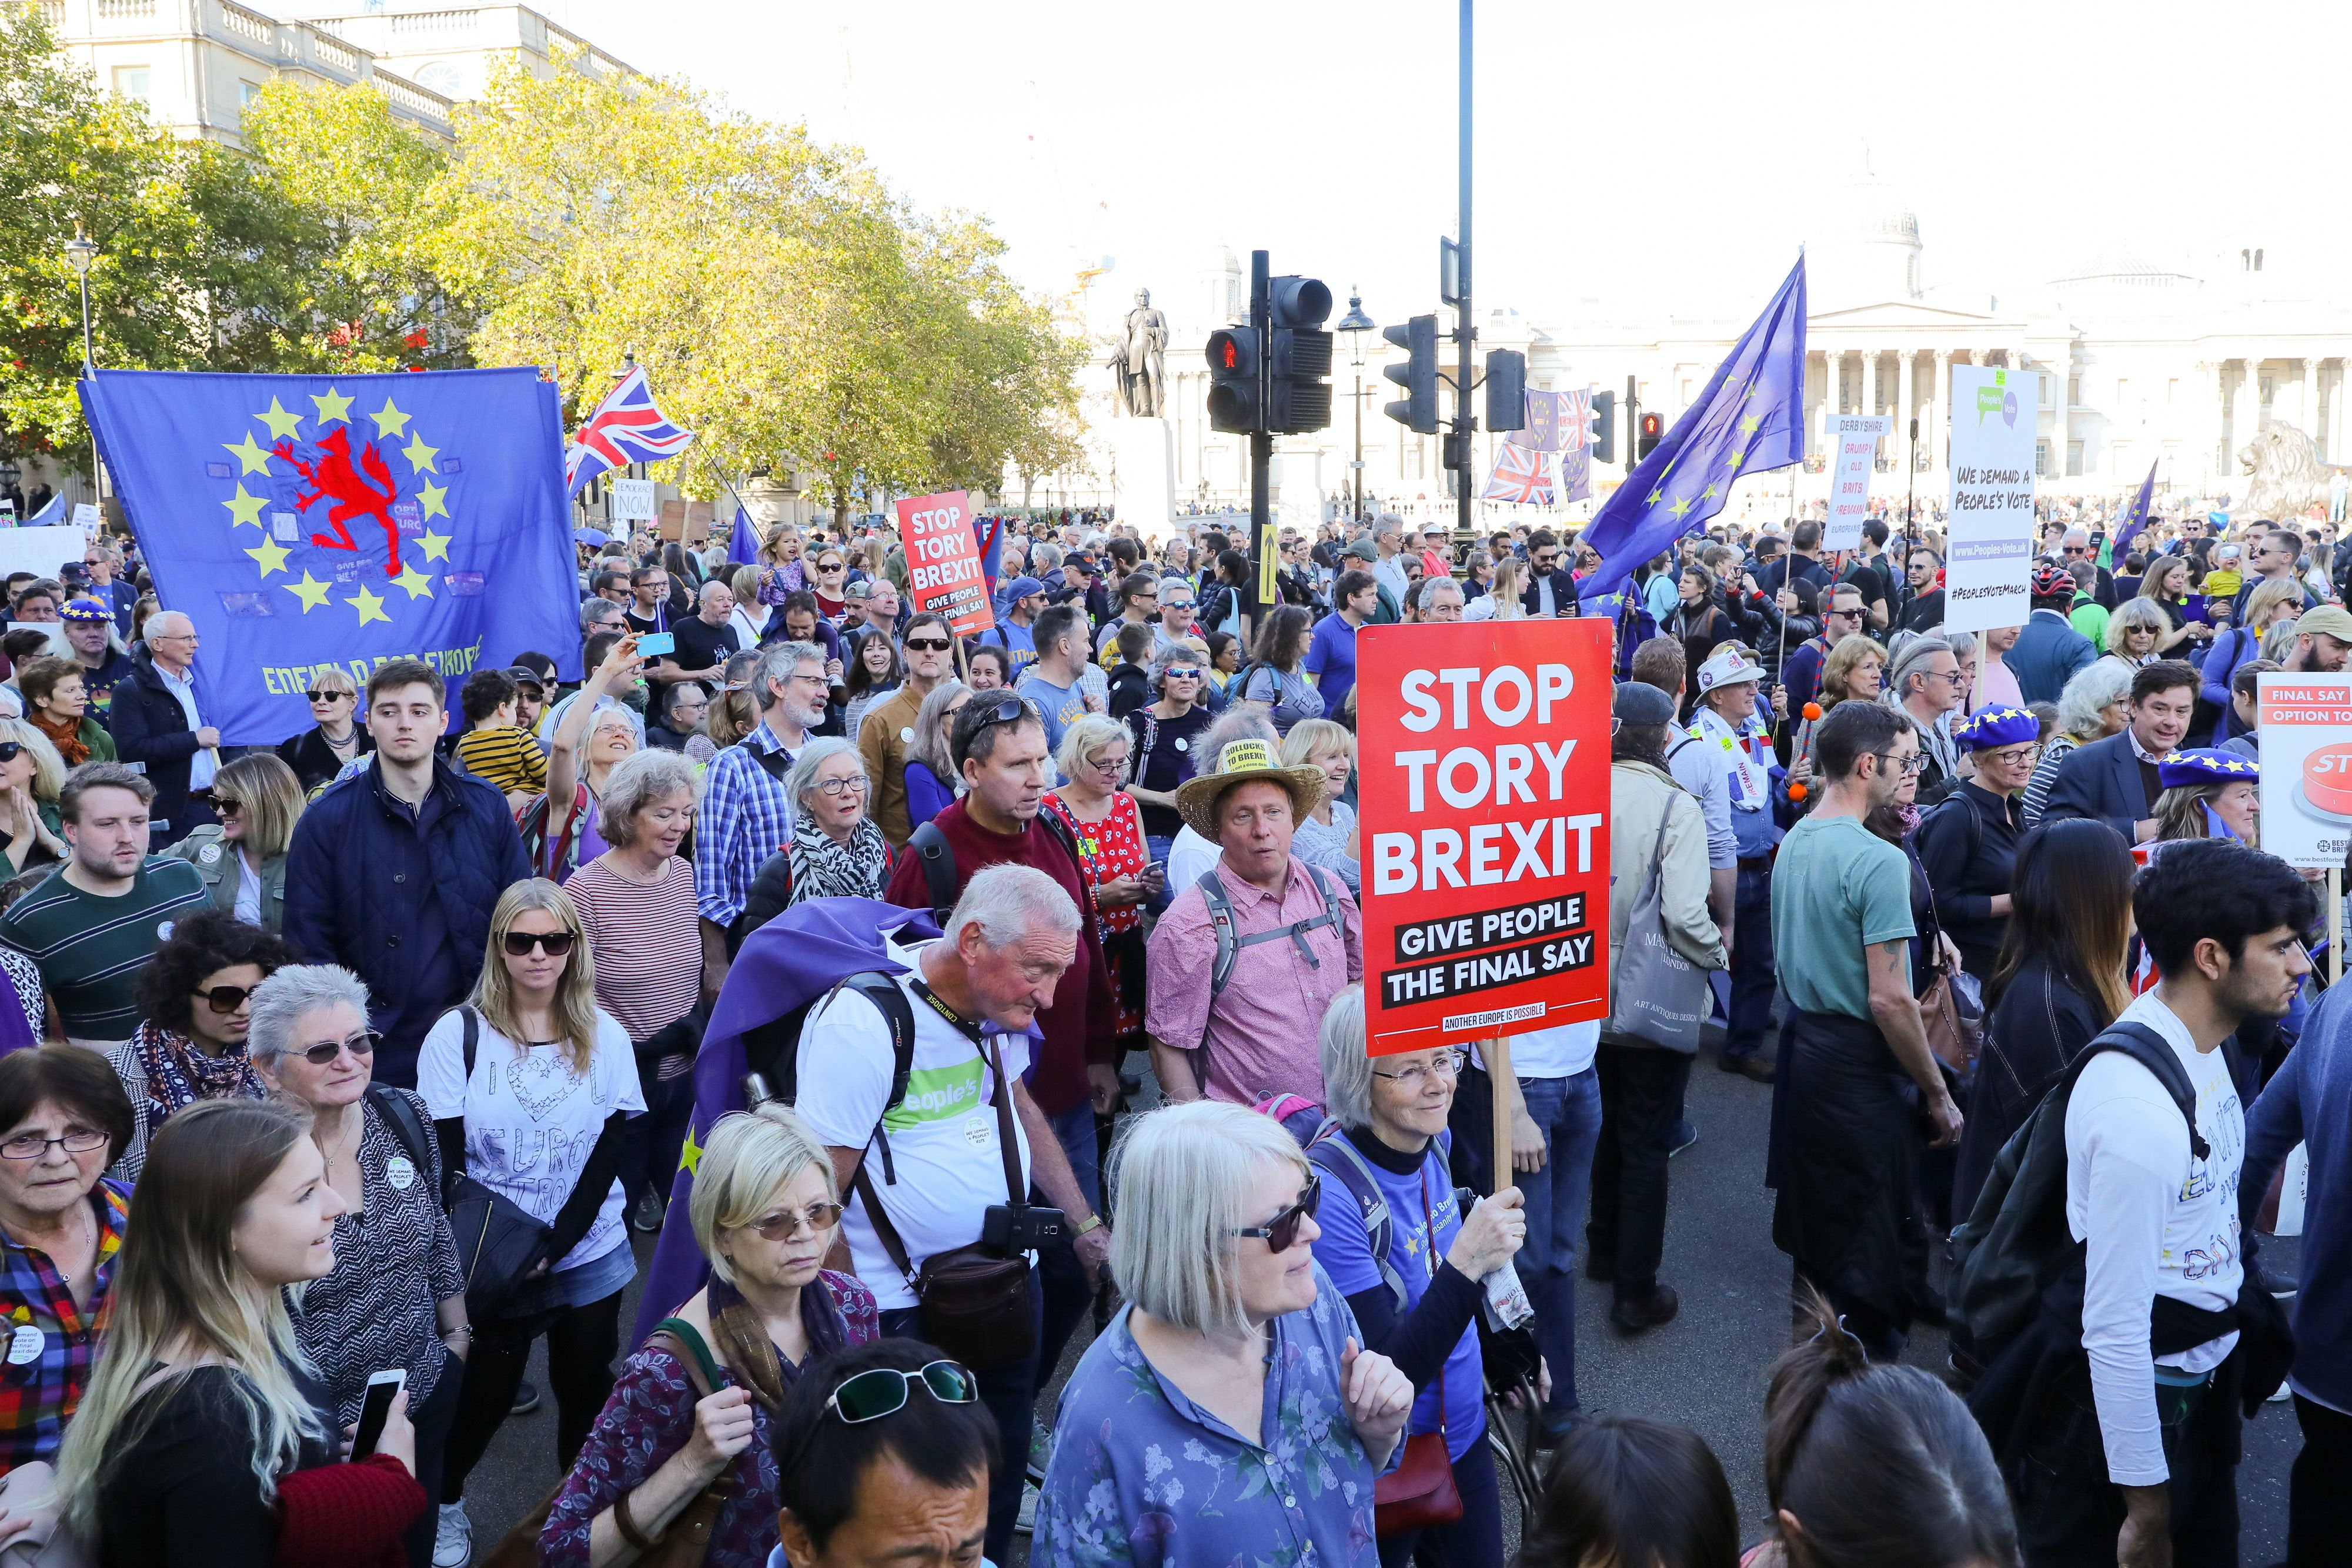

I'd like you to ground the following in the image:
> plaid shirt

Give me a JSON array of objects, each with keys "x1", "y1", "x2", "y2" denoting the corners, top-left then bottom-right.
[
  {"x1": 0, "y1": 1179, "x2": 128, "y2": 1473},
  {"x1": 695, "y1": 724, "x2": 799, "y2": 928}
]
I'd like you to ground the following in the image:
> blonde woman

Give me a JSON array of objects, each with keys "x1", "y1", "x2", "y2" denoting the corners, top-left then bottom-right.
[
  {"x1": 1464, "y1": 556, "x2": 1526, "y2": 621},
  {"x1": 2202, "y1": 576, "x2": 2304, "y2": 726},
  {"x1": 1034, "y1": 1101, "x2": 1414, "y2": 1561},
  {"x1": 162, "y1": 752, "x2": 305, "y2": 932},
  {"x1": 415, "y1": 880, "x2": 645, "y2": 1563},
  {"x1": 273, "y1": 667, "x2": 370, "y2": 794},
  {"x1": 0, "y1": 718, "x2": 66, "y2": 874},
  {"x1": 539, "y1": 1106, "x2": 880, "y2": 1567},
  {"x1": 1281, "y1": 717, "x2": 1359, "y2": 894},
  {"x1": 2134, "y1": 556, "x2": 2204, "y2": 654},
  {"x1": 2098, "y1": 597, "x2": 2167, "y2": 674},
  {"x1": 1044, "y1": 714, "x2": 1153, "y2": 1044},
  {"x1": 56, "y1": 1099, "x2": 426, "y2": 1567}
]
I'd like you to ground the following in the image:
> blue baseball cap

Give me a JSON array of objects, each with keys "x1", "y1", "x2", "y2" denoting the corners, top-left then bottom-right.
[{"x1": 1003, "y1": 575, "x2": 1046, "y2": 601}]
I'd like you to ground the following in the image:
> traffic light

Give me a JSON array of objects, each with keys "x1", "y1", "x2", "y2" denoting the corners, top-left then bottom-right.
[
  {"x1": 1638, "y1": 411, "x2": 1665, "y2": 460},
  {"x1": 1204, "y1": 324, "x2": 1261, "y2": 434},
  {"x1": 1484, "y1": 349, "x2": 1526, "y2": 434},
  {"x1": 1382, "y1": 315, "x2": 1439, "y2": 434},
  {"x1": 1589, "y1": 389, "x2": 1616, "y2": 463},
  {"x1": 1266, "y1": 275, "x2": 1334, "y2": 434}
]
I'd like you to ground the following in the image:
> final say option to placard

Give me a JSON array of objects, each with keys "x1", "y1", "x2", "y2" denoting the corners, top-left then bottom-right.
[
  {"x1": 1355, "y1": 617, "x2": 1613, "y2": 1055},
  {"x1": 2259, "y1": 673, "x2": 2352, "y2": 868},
  {"x1": 894, "y1": 490, "x2": 995, "y2": 637}
]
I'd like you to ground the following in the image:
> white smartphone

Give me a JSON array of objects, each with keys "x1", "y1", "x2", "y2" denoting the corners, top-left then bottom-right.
[{"x1": 352, "y1": 1368, "x2": 406, "y2": 1460}]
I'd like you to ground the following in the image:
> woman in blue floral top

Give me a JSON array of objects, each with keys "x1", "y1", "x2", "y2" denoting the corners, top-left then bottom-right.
[
  {"x1": 542, "y1": 1107, "x2": 877, "y2": 1568},
  {"x1": 1034, "y1": 1100, "x2": 1415, "y2": 1568}
]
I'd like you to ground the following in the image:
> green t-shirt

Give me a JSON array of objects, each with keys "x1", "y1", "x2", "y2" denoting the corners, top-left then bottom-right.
[
  {"x1": 2070, "y1": 595, "x2": 2110, "y2": 650},
  {"x1": 0, "y1": 858, "x2": 212, "y2": 1041},
  {"x1": 1769, "y1": 814, "x2": 1915, "y2": 1021}
]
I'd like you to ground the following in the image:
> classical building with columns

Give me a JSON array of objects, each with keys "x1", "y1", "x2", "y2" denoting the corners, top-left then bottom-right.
[{"x1": 1034, "y1": 165, "x2": 2352, "y2": 530}]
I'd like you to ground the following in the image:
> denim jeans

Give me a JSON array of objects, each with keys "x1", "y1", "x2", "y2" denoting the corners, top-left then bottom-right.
[
  {"x1": 1144, "y1": 833, "x2": 1177, "y2": 915},
  {"x1": 1514, "y1": 1069, "x2": 1602, "y2": 1422},
  {"x1": 1724, "y1": 864, "x2": 1776, "y2": 1061},
  {"x1": 883, "y1": 1268, "x2": 1043, "y2": 1566},
  {"x1": 1035, "y1": 1098, "x2": 1102, "y2": 1424}
]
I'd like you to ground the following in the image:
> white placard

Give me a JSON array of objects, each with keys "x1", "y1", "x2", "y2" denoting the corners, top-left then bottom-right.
[
  {"x1": 1823, "y1": 414, "x2": 1889, "y2": 551},
  {"x1": 1941, "y1": 366, "x2": 2037, "y2": 635},
  {"x1": 0, "y1": 526, "x2": 88, "y2": 585},
  {"x1": 2255, "y1": 673, "x2": 2352, "y2": 868},
  {"x1": 608, "y1": 477, "x2": 656, "y2": 523},
  {"x1": 71, "y1": 503, "x2": 100, "y2": 536}
]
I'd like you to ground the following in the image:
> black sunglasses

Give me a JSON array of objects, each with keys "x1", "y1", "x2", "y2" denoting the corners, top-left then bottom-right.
[
  {"x1": 0, "y1": 743, "x2": 21, "y2": 765},
  {"x1": 196, "y1": 984, "x2": 255, "y2": 1014},
  {"x1": 1230, "y1": 1171, "x2": 1321, "y2": 1252},
  {"x1": 502, "y1": 930, "x2": 579, "y2": 957},
  {"x1": 903, "y1": 636, "x2": 953, "y2": 652},
  {"x1": 293, "y1": 1030, "x2": 380, "y2": 1066},
  {"x1": 213, "y1": 797, "x2": 242, "y2": 817},
  {"x1": 305, "y1": 688, "x2": 352, "y2": 703}
]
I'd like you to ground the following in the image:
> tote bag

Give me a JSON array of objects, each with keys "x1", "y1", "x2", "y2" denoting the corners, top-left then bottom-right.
[{"x1": 1604, "y1": 803, "x2": 1712, "y2": 1051}]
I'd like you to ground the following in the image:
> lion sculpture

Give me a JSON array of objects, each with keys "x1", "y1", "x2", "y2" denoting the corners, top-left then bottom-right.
[{"x1": 2234, "y1": 423, "x2": 2331, "y2": 520}]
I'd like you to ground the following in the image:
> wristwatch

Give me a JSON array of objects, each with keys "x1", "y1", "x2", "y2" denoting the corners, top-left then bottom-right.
[{"x1": 1073, "y1": 1214, "x2": 1103, "y2": 1237}]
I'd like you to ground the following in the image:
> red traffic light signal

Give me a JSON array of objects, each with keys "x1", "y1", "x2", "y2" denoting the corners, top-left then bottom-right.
[{"x1": 1637, "y1": 412, "x2": 1665, "y2": 460}]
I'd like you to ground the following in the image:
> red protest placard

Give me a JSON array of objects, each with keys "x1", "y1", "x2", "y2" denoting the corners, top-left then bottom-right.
[
  {"x1": 896, "y1": 490, "x2": 995, "y2": 637},
  {"x1": 1355, "y1": 617, "x2": 1613, "y2": 1055}
]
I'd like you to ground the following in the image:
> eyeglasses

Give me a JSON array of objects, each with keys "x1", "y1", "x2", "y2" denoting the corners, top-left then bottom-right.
[
  {"x1": 1869, "y1": 751, "x2": 1930, "y2": 775},
  {"x1": 502, "y1": 929, "x2": 579, "y2": 957},
  {"x1": 1230, "y1": 1172, "x2": 1321, "y2": 1252},
  {"x1": 213, "y1": 797, "x2": 242, "y2": 818},
  {"x1": 744, "y1": 1201, "x2": 845, "y2": 1240},
  {"x1": 903, "y1": 636, "x2": 952, "y2": 653},
  {"x1": 820, "y1": 1360, "x2": 980, "y2": 1429},
  {"x1": 305, "y1": 688, "x2": 352, "y2": 703},
  {"x1": 816, "y1": 562, "x2": 846, "y2": 573},
  {"x1": 194, "y1": 985, "x2": 254, "y2": 1017},
  {"x1": 808, "y1": 775, "x2": 870, "y2": 798},
  {"x1": 1981, "y1": 744, "x2": 2042, "y2": 769},
  {"x1": 2063, "y1": 546, "x2": 2089, "y2": 556},
  {"x1": 1371, "y1": 1048, "x2": 1466, "y2": 1091},
  {"x1": 293, "y1": 1030, "x2": 379, "y2": 1066},
  {"x1": 0, "y1": 1130, "x2": 106, "y2": 1161},
  {"x1": 1163, "y1": 600, "x2": 1195, "y2": 612}
]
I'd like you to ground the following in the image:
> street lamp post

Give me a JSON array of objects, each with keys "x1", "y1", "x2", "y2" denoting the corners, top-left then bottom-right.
[
  {"x1": 64, "y1": 227, "x2": 101, "y2": 513},
  {"x1": 1335, "y1": 290, "x2": 1374, "y2": 527}
]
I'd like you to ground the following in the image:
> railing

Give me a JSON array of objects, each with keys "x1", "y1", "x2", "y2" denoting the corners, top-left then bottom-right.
[
  {"x1": 93, "y1": 0, "x2": 156, "y2": 21},
  {"x1": 303, "y1": 24, "x2": 360, "y2": 76},
  {"x1": 373, "y1": 71, "x2": 453, "y2": 131},
  {"x1": 389, "y1": 8, "x2": 473, "y2": 37},
  {"x1": 215, "y1": 0, "x2": 274, "y2": 49}
]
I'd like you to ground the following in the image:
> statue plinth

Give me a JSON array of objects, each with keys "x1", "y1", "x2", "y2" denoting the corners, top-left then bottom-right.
[{"x1": 1109, "y1": 417, "x2": 1177, "y2": 541}]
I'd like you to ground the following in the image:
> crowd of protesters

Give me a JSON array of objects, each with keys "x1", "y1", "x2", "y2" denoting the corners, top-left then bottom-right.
[{"x1": 0, "y1": 499, "x2": 2333, "y2": 1568}]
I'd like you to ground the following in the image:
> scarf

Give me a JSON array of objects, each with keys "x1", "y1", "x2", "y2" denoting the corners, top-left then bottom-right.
[
  {"x1": 786, "y1": 812, "x2": 889, "y2": 905},
  {"x1": 706, "y1": 1271, "x2": 848, "y2": 1411},
  {"x1": 29, "y1": 711, "x2": 85, "y2": 768},
  {"x1": 129, "y1": 1018, "x2": 267, "y2": 1129},
  {"x1": 1691, "y1": 704, "x2": 1771, "y2": 812}
]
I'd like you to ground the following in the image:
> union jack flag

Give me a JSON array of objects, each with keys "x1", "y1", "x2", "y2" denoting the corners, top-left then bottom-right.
[
  {"x1": 564, "y1": 365, "x2": 696, "y2": 495},
  {"x1": 1481, "y1": 442, "x2": 1554, "y2": 505}
]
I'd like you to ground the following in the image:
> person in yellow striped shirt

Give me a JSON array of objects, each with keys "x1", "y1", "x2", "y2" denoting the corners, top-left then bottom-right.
[{"x1": 453, "y1": 668, "x2": 547, "y2": 810}]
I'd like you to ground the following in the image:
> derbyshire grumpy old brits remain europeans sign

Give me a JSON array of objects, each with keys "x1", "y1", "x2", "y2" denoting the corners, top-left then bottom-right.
[{"x1": 1355, "y1": 618, "x2": 1613, "y2": 1056}]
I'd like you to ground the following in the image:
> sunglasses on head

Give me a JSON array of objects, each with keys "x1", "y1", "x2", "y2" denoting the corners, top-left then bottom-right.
[
  {"x1": 903, "y1": 636, "x2": 952, "y2": 653},
  {"x1": 292, "y1": 1030, "x2": 380, "y2": 1066},
  {"x1": 502, "y1": 929, "x2": 578, "y2": 957},
  {"x1": 780, "y1": 1358, "x2": 981, "y2": 1479},
  {"x1": 1230, "y1": 1171, "x2": 1321, "y2": 1252}
]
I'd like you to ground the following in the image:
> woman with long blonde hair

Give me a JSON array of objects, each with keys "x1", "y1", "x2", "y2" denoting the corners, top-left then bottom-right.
[
  {"x1": 1465, "y1": 555, "x2": 1526, "y2": 620},
  {"x1": 57, "y1": 1099, "x2": 426, "y2": 1566},
  {"x1": 162, "y1": 751, "x2": 306, "y2": 932},
  {"x1": 413, "y1": 880, "x2": 646, "y2": 1563}
]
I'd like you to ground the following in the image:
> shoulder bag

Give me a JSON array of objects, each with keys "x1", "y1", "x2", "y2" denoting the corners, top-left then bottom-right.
[
  {"x1": 1912, "y1": 816, "x2": 1986, "y2": 1082},
  {"x1": 439, "y1": 1007, "x2": 554, "y2": 1320},
  {"x1": 1603, "y1": 797, "x2": 1711, "y2": 1051},
  {"x1": 853, "y1": 1021, "x2": 1035, "y2": 1372}
]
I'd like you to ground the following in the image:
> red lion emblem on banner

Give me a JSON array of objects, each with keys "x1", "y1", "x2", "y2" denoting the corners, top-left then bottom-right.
[{"x1": 274, "y1": 427, "x2": 403, "y2": 577}]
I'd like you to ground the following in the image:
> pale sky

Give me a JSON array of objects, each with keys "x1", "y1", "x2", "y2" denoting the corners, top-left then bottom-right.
[{"x1": 543, "y1": 0, "x2": 2352, "y2": 333}]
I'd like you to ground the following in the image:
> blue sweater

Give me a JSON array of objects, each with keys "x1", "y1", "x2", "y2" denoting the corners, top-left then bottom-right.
[{"x1": 2244, "y1": 980, "x2": 2352, "y2": 1412}]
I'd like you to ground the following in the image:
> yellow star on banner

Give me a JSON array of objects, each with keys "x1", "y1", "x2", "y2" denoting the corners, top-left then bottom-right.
[
  {"x1": 368, "y1": 399, "x2": 410, "y2": 438},
  {"x1": 390, "y1": 562, "x2": 435, "y2": 601},
  {"x1": 285, "y1": 572, "x2": 333, "y2": 612},
  {"x1": 1669, "y1": 496, "x2": 1695, "y2": 520},
  {"x1": 222, "y1": 484, "x2": 266, "y2": 530},
  {"x1": 310, "y1": 385, "x2": 353, "y2": 425},
  {"x1": 1702, "y1": 482, "x2": 1720, "y2": 501},
  {"x1": 1725, "y1": 449, "x2": 1746, "y2": 469},
  {"x1": 1646, "y1": 488, "x2": 1663, "y2": 505},
  {"x1": 415, "y1": 529, "x2": 452, "y2": 563},
  {"x1": 223, "y1": 431, "x2": 274, "y2": 476},
  {"x1": 245, "y1": 538, "x2": 290, "y2": 579},
  {"x1": 402, "y1": 432, "x2": 439, "y2": 473},
  {"x1": 679, "y1": 1121, "x2": 703, "y2": 1176},
  {"x1": 416, "y1": 479, "x2": 449, "y2": 520},
  {"x1": 256, "y1": 398, "x2": 302, "y2": 442},
  {"x1": 346, "y1": 585, "x2": 389, "y2": 626},
  {"x1": 1740, "y1": 413, "x2": 1762, "y2": 434}
]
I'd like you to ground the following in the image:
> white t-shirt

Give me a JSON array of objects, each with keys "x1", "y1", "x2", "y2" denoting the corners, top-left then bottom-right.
[
  {"x1": 417, "y1": 1007, "x2": 647, "y2": 1274},
  {"x1": 1166, "y1": 826, "x2": 1219, "y2": 891},
  {"x1": 791, "y1": 937, "x2": 1035, "y2": 1310},
  {"x1": 2064, "y1": 988, "x2": 2244, "y2": 1486},
  {"x1": 1472, "y1": 1020, "x2": 1599, "y2": 1081}
]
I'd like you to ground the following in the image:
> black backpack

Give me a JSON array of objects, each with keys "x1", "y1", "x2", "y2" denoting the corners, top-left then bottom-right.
[
  {"x1": 904, "y1": 810, "x2": 1089, "y2": 926},
  {"x1": 1947, "y1": 1021, "x2": 2209, "y2": 1374}
]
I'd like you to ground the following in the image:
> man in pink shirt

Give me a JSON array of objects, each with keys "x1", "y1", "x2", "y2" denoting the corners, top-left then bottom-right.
[{"x1": 1145, "y1": 739, "x2": 1362, "y2": 1103}]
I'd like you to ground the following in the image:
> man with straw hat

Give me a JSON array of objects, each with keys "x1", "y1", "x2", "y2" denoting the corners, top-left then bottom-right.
[{"x1": 1144, "y1": 737, "x2": 1362, "y2": 1106}]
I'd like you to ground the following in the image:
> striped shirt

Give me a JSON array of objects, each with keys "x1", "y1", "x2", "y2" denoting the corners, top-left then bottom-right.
[
  {"x1": 455, "y1": 725, "x2": 548, "y2": 795},
  {"x1": 0, "y1": 861, "x2": 212, "y2": 1042},
  {"x1": 565, "y1": 856, "x2": 701, "y2": 1047}
]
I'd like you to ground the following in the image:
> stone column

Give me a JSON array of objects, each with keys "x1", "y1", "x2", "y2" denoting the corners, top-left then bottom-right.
[
  {"x1": 2303, "y1": 357, "x2": 2321, "y2": 437},
  {"x1": 2203, "y1": 361, "x2": 2226, "y2": 487},
  {"x1": 1895, "y1": 349, "x2": 1916, "y2": 469},
  {"x1": 2051, "y1": 345, "x2": 2070, "y2": 483},
  {"x1": 1932, "y1": 350, "x2": 1953, "y2": 473},
  {"x1": 2330, "y1": 359, "x2": 2343, "y2": 464},
  {"x1": 1864, "y1": 349, "x2": 1881, "y2": 422}
]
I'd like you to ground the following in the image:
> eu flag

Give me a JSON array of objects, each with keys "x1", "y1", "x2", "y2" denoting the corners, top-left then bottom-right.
[
  {"x1": 81, "y1": 369, "x2": 582, "y2": 744},
  {"x1": 1579, "y1": 258, "x2": 1808, "y2": 600},
  {"x1": 2110, "y1": 460, "x2": 2159, "y2": 561}
]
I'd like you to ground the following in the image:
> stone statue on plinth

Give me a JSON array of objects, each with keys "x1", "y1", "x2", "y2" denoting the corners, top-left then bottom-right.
[{"x1": 1107, "y1": 289, "x2": 1169, "y2": 419}]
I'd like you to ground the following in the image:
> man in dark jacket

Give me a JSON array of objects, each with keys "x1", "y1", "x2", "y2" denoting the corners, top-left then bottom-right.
[
  {"x1": 282, "y1": 656, "x2": 533, "y2": 1087},
  {"x1": 105, "y1": 610, "x2": 220, "y2": 848}
]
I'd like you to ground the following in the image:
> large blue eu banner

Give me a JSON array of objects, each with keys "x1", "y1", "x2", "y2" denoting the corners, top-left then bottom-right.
[{"x1": 82, "y1": 369, "x2": 580, "y2": 745}]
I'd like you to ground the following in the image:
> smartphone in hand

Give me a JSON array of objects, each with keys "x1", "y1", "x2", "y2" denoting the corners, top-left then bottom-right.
[
  {"x1": 636, "y1": 631, "x2": 676, "y2": 657},
  {"x1": 352, "y1": 1369, "x2": 406, "y2": 1460}
]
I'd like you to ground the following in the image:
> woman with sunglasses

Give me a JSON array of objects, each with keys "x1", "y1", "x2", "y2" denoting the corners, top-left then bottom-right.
[
  {"x1": 105, "y1": 909, "x2": 293, "y2": 1183},
  {"x1": 542, "y1": 1105, "x2": 878, "y2": 1568},
  {"x1": 769, "y1": 739, "x2": 888, "y2": 910},
  {"x1": 273, "y1": 670, "x2": 371, "y2": 794},
  {"x1": 250, "y1": 965, "x2": 467, "y2": 1568},
  {"x1": 808, "y1": 550, "x2": 850, "y2": 623},
  {"x1": 161, "y1": 753, "x2": 304, "y2": 934},
  {"x1": 0, "y1": 720, "x2": 68, "y2": 875},
  {"x1": 1044, "y1": 715, "x2": 1155, "y2": 1046},
  {"x1": 416, "y1": 880, "x2": 644, "y2": 1565},
  {"x1": 1037, "y1": 1100, "x2": 1414, "y2": 1566},
  {"x1": 1122, "y1": 651, "x2": 1215, "y2": 889}
]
